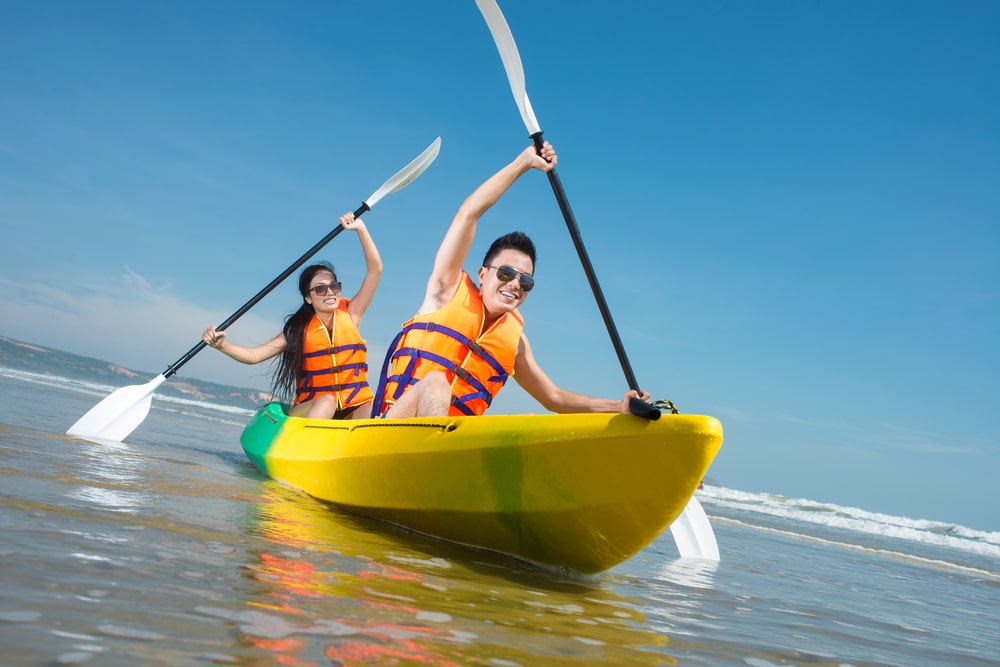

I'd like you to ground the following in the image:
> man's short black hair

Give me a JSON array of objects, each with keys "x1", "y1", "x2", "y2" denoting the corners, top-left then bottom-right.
[{"x1": 482, "y1": 231, "x2": 536, "y2": 272}]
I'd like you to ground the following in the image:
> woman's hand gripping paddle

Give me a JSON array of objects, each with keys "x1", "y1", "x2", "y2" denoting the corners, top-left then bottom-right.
[{"x1": 67, "y1": 137, "x2": 442, "y2": 442}]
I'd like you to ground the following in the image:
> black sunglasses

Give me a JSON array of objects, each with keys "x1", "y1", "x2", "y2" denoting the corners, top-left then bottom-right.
[
  {"x1": 484, "y1": 265, "x2": 534, "y2": 292},
  {"x1": 310, "y1": 282, "x2": 342, "y2": 296}
]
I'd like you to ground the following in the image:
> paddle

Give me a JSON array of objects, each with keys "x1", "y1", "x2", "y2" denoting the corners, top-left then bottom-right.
[
  {"x1": 475, "y1": 0, "x2": 657, "y2": 420},
  {"x1": 66, "y1": 137, "x2": 442, "y2": 442},
  {"x1": 476, "y1": 1, "x2": 719, "y2": 560}
]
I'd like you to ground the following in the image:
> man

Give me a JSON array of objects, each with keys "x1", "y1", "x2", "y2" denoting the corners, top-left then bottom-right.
[{"x1": 374, "y1": 142, "x2": 649, "y2": 418}]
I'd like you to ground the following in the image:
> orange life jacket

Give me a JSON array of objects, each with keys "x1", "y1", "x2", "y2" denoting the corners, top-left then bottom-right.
[
  {"x1": 296, "y1": 302, "x2": 374, "y2": 409},
  {"x1": 374, "y1": 272, "x2": 523, "y2": 416}
]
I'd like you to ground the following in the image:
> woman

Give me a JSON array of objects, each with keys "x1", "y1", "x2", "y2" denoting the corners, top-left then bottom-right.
[{"x1": 202, "y1": 212, "x2": 381, "y2": 419}]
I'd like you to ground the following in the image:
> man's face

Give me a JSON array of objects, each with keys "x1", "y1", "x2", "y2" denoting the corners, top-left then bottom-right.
[{"x1": 478, "y1": 249, "x2": 534, "y2": 318}]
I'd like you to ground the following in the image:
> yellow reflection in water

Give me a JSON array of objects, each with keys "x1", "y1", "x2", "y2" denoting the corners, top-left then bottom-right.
[{"x1": 232, "y1": 481, "x2": 679, "y2": 666}]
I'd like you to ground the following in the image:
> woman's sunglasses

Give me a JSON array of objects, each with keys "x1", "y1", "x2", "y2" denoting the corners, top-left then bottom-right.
[
  {"x1": 310, "y1": 282, "x2": 342, "y2": 296},
  {"x1": 484, "y1": 265, "x2": 534, "y2": 292}
]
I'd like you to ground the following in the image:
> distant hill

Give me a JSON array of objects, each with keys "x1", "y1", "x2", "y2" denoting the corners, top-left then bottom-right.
[{"x1": 0, "y1": 335, "x2": 273, "y2": 410}]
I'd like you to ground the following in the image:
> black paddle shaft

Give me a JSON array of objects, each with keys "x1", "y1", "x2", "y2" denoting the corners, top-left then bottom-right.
[
  {"x1": 530, "y1": 133, "x2": 659, "y2": 420},
  {"x1": 162, "y1": 202, "x2": 371, "y2": 379}
]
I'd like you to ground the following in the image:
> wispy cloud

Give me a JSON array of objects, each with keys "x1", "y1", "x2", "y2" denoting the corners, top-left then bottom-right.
[
  {"x1": 873, "y1": 422, "x2": 997, "y2": 456},
  {"x1": 121, "y1": 265, "x2": 154, "y2": 290},
  {"x1": 0, "y1": 271, "x2": 279, "y2": 389}
]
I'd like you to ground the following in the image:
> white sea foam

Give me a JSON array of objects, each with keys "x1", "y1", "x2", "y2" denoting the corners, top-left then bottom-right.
[
  {"x1": 0, "y1": 367, "x2": 109, "y2": 395},
  {"x1": 149, "y1": 393, "x2": 256, "y2": 418},
  {"x1": 698, "y1": 485, "x2": 1000, "y2": 560},
  {"x1": 0, "y1": 366, "x2": 256, "y2": 420}
]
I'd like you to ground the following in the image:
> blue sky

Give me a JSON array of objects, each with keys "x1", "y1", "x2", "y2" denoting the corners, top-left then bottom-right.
[{"x1": 2, "y1": 1, "x2": 997, "y2": 532}]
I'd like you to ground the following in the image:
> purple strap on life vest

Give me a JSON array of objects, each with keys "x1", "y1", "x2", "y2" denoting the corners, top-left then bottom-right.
[
  {"x1": 372, "y1": 322, "x2": 509, "y2": 416},
  {"x1": 304, "y1": 342, "x2": 366, "y2": 359},
  {"x1": 297, "y1": 342, "x2": 369, "y2": 404}
]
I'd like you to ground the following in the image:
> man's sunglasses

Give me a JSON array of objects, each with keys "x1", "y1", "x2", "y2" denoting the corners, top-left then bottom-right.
[
  {"x1": 484, "y1": 265, "x2": 534, "y2": 293},
  {"x1": 310, "y1": 282, "x2": 342, "y2": 296}
]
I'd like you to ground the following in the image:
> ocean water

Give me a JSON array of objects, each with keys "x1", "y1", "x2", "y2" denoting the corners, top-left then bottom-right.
[{"x1": 1, "y1": 369, "x2": 998, "y2": 666}]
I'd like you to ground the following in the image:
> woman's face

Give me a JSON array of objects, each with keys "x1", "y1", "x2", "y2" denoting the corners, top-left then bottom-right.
[{"x1": 304, "y1": 270, "x2": 342, "y2": 314}]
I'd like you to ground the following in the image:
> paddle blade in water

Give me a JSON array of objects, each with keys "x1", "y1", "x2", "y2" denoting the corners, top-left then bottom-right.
[
  {"x1": 669, "y1": 496, "x2": 720, "y2": 560},
  {"x1": 66, "y1": 375, "x2": 167, "y2": 441}
]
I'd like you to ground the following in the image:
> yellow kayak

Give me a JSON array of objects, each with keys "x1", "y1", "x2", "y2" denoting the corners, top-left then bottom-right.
[{"x1": 240, "y1": 402, "x2": 723, "y2": 573}]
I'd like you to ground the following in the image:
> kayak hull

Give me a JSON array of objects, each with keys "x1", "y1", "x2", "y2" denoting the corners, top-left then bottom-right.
[{"x1": 240, "y1": 402, "x2": 722, "y2": 573}]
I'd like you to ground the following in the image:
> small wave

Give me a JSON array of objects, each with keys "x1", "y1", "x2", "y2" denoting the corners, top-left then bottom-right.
[
  {"x1": 715, "y1": 516, "x2": 1000, "y2": 582},
  {"x1": 150, "y1": 394, "x2": 256, "y2": 419},
  {"x1": 0, "y1": 366, "x2": 257, "y2": 421},
  {"x1": 0, "y1": 367, "x2": 114, "y2": 396},
  {"x1": 699, "y1": 486, "x2": 1000, "y2": 561}
]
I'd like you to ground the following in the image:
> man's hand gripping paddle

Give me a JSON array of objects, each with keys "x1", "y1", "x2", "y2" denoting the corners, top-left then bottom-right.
[{"x1": 475, "y1": 1, "x2": 719, "y2": 560}]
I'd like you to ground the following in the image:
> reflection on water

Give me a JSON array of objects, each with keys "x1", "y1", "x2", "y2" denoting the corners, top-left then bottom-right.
[
  {"x1": 227, "y1": 481, "x2": 680, "y2": 665},
  {"x1": 657, "y1": 559, "x2": 719, "y2": 591},
  {"x1": 66, "y1": 438, "x2": 150, "y2": 514},
  {"x1": 0, "y1": 409, "x2": 700, "y2": 665},
  {"x1": 67, "y1": 485, "x2": 147, "y2": 512}
]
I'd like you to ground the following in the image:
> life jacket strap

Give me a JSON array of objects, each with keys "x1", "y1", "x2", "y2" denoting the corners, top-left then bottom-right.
[
  {"x1": 296, "y1": 379, "x2": 368, "y2": 404},
  {"x1": 304, "y1": 342, "x2": 367, "y2": 359},
  {"x1": 372, "y1": 321, "x2": 511, "y2": 417}
]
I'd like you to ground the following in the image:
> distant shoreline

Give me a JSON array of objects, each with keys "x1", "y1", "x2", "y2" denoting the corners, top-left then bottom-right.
[{"x1": 0, "y1": 334, "x2": 271, "y2": 411}]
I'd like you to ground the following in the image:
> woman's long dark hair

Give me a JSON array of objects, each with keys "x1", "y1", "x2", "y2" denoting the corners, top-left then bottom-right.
[{"x1": 269, "y1": 262, "x2": 337, "y2": 402}]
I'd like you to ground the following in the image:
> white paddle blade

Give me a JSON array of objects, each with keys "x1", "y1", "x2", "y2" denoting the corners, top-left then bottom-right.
[
  {"x1": 669, "y1": 496, "x2": 721, "y2": 561},
  {"x1": 66, "y1": 374, "x2": 167, "y2": 441},
  {"x1": 364, "y1": 137, "x2": 442, "y2": 210},
  {"x1": 475, "y1": 0, "x2": 542, "y2": 135}
]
